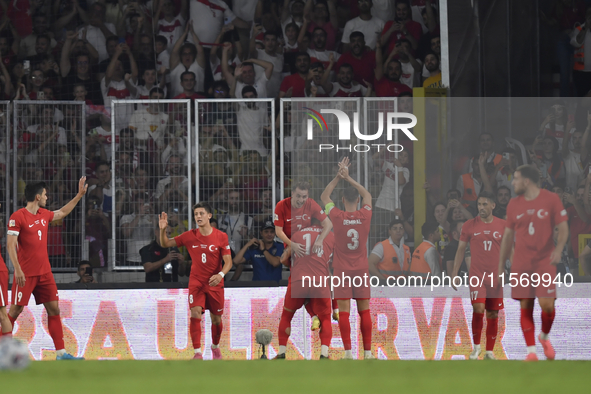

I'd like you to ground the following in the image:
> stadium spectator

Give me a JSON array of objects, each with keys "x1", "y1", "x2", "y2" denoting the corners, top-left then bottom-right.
[
  {"x1": 61, "y1": 50, "x2": 102, "y2": 104},
  {"x1": 141, "y1": 223, "x2": 186, "y2": 282},
  {"x1": 73, "y1": 261, "x2": 97, "y2": 284},
  {"x1": 218, "y1": 189, "x2": 253, "y2": 253},
  {"x1": 88, "y1": 161, "x2": 119, "y2": 216},
  {"x1": 281, "y1": 0, "x2": 305, "y2": 44},
  {"x1": 325, "y1": 63, "x2": 371, "y2": 97},
  {"x1": 493, "y1": 186, "x2": 511, "y2": 219},
  {"x1": 431, "y1": 201, "x2": 450, "y2": 256},
  {"x1": 154, "y1": 35, "x2": 171, "y2": 74},
  {"x1": 531, "y1": 136, "x2": 566, "y2": 190},
  {"x1": 380, "y1": 1, "x2": 422, "y2": 52},
  {"x1": 81, "y1": 3, "x2": 117, "y2": 63},
  {"x1": 374, "y1": 45, "x2": 413, "y2": 97},
  {"x1": 250, "y1": 28, "x2": 284, "y2": 99},
  {"x1": 368, "y1": 219, "x2": 411, "y2": 283},
  {"x1": 303, "y1": 0, "x2": 338, "y2": 51},
  {"x1": 153, "y1": 0, "x2": 188, "y2": 51},
  {"x1": 169, "y1": 23, "x2": 205, "y2": 97},
  {"x1": 233, "y1": 221, "x2": 284, "y2": 281},
  {"x1": 411, "y1": 221, "x2": 442, "y2": 277},
  {"x1": 373, "y1": 149, "x2": 410, "y2": 225},
  {"x1": 224, "y1": 50, "x2": 274, "y2": 99},
  {"x1": 85, "y1": 195, "x2": 110, "y2": 268},
  {"x1": 335, "y1": 31, "x2": 375, "y2": 87},
  {"x1": 539, "y1": 100, "x2": 576, "y2": 150},
  {"x1": 102, "y1": 43, "x2": 138, "y2": 128},
  {"x1": 136, "y1": 65, "x2": 167, "y2": 99},
  {"x1": 19, "y1": 13, "x2": 57, "y2": 58},
  {"x1": 189, "y1": 0, "x2": 249, "y2": 47},
  {"x1": 130, "y1": 166, "x2": 153, "y2": 202},
  {"x1": 117, "y1": 127, "x2": 150, "y2": 172},
  {"x1": 457, "y1": 157, "x2": 487, "y2": 207},
  {"x1": 210, "y1": 25, "x2": 242, "y2": 82},
  {"x1": 155, "y1": 154, "x2": 189, "y2": 205},
  {"x1": 443, "y1": 219, "x2": 467, "y2": 275},
  {"x1": 279, "y1": 52, "x2": 311, "y2": 97},
  {"x1": 395, "y1": 39, "x2": 422, "y2": 88},
  {"x1": 301, "y1": 24, "x2": 339, "y2": 74},
  {"x1": 253, "y1": 188, "x2": 274, "y2": 231},
  {"x1": 236, "y1": 87, "x2": 270, "y2": 158},
  {"x1": 562, "y1": 127, "x2": 587, "y2": 192},
  {"x1": 341, "y1": 0, "x2": 385, "y2": 51},
  {"x1": 571, "y1": 8, "x2": 591, "y2": 96},
  {"x1": 422, "y1": 52, "x2": 442, "y2": 88},
  {"x1": 120, "y1": 195, "x2": 156, "y2": 266},
  {"x1": 128, "y1": 88, "x2": 169, "y2": 155}
]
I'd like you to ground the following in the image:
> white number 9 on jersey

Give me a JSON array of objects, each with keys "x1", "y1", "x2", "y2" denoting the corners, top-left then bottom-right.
[{"x1": 38, "y1": 230, "x2": 42, "y2": 240}]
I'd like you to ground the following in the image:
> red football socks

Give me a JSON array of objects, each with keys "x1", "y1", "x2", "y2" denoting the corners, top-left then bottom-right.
[
  {"x1": 318, "y1": 314, "x2": 332, "y2": 347},
  {"x1": 8, "y1": 314, "x2": 15, "y2": 326},
  {"x1": 541, "y1": 310, "x2": 555, "y2": 335},
  {"x1": 278, "y1": 310, "x2": 295, "y2": 346},
  {"x1": 190, "y1": 317, "x2": 202, "y2": 350},
  {"x1": 338, "y1": 311, "x2": 352, "y2": 350},
  {"x1": 520, "y1": 308, "x2": 536, "y2": 347},
  {"x1": 486, "y1": 317, "x2": 498, "y2": 351},
  {"x1": 47, "y1": 315, "x2": 65, "y2": 351},
  {"x1": 211, "y1": 322, "x2": 223, "y2": 346},
  {"x1": 472, "y1": 312, "x2": 484, "y2": 345},
  {"x1": 359, "y1": 309, "x2": 372, "y2": 351}
]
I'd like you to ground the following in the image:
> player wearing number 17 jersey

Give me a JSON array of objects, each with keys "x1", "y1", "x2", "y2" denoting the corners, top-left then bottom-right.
[
  {"x1": 6, "y1": 180, "x2": 88, "y2": 360},
  {"x1": 321, "y1": 158, "x2": 373, "y2": 360},
  {"x1": 160, "y1": 202, "x2": 232, "y2": 360},
  {"x1": 452, "y1": 192, "x2": 505, "y2": 360},
  {"x1": 499, "y1": 165, "x2": 569, "y2": 361}
]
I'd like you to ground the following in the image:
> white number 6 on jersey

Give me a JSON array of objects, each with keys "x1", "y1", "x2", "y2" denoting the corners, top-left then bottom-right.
[{"x1": 528, "y1": 222, "x2": 535, "y2": 235}]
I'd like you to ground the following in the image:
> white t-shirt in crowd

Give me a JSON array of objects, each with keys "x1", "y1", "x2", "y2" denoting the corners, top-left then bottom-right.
[
  {"x1": 88, "y1": 126, "x2": 118, "y2": 161},
  {"x1": 231, "y1": 0, "x2": 258, "y2": 22},
  {"x1": 120, "y1": 213, "x2": 155, "y2": 263},
  {"x1": 189, "y1": 0, "x2": 236, "y2": 46},
  {"x1": 158, "y1": 15, "x2": 185, "y2": 52},
  {"x1": 563, "y1": 151, "x2": 584, "y2": 192},
  {"x1": 341, "y1": 16, "x2": 385, "y2": 50},
  {"x1": 235, "y1": 72, "x2": 268, "y2": 98},
  {"x1": 236, "y1": 102, "x2": 269, "y2": 157},
  {"x1": 26, "y1": 124, "x2": 67, "y2": 146},
  {"x1": 155, "y1": 175, "x2": 189, "y2": 200},
  {"x1": 375, "y1": 161, "x2": 410, "y2": 211},
  {"x1": 328, "y1": 82, "x2": 367, "y2": 97},
  {"x1": 210, "y1": 55, "x2": 241, "y2": 81},
  {"x1": 255, "y1": 49, "x2": 284, "y2": 98},
  {"x1": 170, "y1": 62, "x2": 205, "y2": 97},
  {"x1": 81, "y1": 23, "x2": 117, "y2": 62},
  {"x1": 128, "y1": 108, "x2": 169, "y2": 151},
  {"x1": 101, "y1": 77, "x2": 135, "y2": 128},
  {"x1": 400, "y1": 60, "x2": 421, "y2": 88}
]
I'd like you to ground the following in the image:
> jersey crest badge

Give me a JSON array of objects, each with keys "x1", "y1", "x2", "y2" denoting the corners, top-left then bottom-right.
[{"x1": 9, "y1": 220, "x2": 15, "y2": 227}]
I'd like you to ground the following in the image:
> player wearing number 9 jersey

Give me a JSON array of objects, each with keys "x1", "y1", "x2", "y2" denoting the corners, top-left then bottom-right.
[
  {"x1": 452, "y1": 191, "x2": 505, "y2": 360},
  {"x1": 159, "y1": 202, "x2": 233, "y2": 360},
  {"x1": 6, "y1": 180, "x2": 88, "y2": 360},
  {"x1": 320, "y1": 157, "x2": 374, "y2": 360},
  {"x1": 499, "y1": 165, "x2": 569, "y2": 361}
]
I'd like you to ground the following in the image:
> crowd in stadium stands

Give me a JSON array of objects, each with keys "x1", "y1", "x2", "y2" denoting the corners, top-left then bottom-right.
[{"x1": 1, "y1": 0, "x2": 591, "y2": 283}]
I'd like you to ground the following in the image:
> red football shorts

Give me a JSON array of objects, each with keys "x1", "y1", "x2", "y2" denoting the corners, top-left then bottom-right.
[
  {"x1": 333, "y1": 269, "x2": 371, "y2": 300},
  {"x1": 11, "y1": 272, "x2": 59, "y2": 306},
  {"x1": 511, "y1": 260, "x2": 557, "y2": 299},
  {"x1": 188, "y1": 280, "x2": 225, "y2": 315},
  {"x1": 283, "y1": 281, "x2": 332, "y2": 316},
  {"x1": 0, "y1": 271, "x2": 8, "y2": 307},
  {"x1": 469, "y1": 285, "x2": 504, "y2": 310}
]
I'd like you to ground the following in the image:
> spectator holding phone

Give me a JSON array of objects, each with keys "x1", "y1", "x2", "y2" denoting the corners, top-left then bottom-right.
[
  {"x1": 140, "y1": 223, "x2": 185, "y2": 282},
  {"x1": 232, "y1": 221, "x2": 284, "y2": 282},
  {"x1": 73, "y1": 261, "x2": 97, "y2": 283}
]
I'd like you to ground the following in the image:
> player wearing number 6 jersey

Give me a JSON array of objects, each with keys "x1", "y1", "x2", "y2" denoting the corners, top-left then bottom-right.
[
  {"x1": 160, "y1": 202, "x2": 233, "y2": 360},
  {"x1": 499, "y1": 165, "x2": 569, "y2": 361},
  {"x1": 321, "y1": 157, "x2": 373, "y2": 360},
  {"x1": 452, "y1": 192, "x2": 506, "y2": 360},
  {"x1": 6, "y1": 180, "x2": 88, "y2": 360}
]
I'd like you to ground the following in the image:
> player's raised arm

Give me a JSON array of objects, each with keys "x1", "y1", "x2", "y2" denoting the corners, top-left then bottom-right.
[
  {"x1": 6, "y1": 234, "x2": 24, "y2": 287},
  {"x1": 498, "y1": 227, "x2": 514, "y2": 278},
  {"x1": 159, "y1": 212, "x2": 177, "y2": 248},
  {"x1": 339, "y1": 157, "x2": 372, "y2": 207},
  {"x1": 451, "y1": 240, "x2": 468, "y2": 290},
  {"x1": 275, "y1": 226, "x2": 291, "y2": 247},
  {"x1": 52, "y1": 177, "x2": 88, "y2": 222},
  {"x1": 320, "y1": 162, "x2": 342, "y2": 207}
]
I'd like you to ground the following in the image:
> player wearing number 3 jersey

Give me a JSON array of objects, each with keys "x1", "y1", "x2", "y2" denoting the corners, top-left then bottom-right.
[
  {"x1": 452, "y1": 191, "x2": 505, "y2": 360},
  {"x1": 159, "y1": 202, "x2": 233, "y2": 360},
  {"x1": 321, "y1": 157, "x2": 374, "y2": 360},
  {"x1": 6, "y1": 180, "x2": 88, "y2": 360},
  {"x1": 499, "y1": 165, "x2": 569, "y2": 361}
]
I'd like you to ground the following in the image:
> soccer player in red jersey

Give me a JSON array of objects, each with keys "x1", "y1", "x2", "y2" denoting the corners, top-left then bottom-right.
[
  {"x1": 0, "y1": 203, "x2": 11, "y2": 338},
  {"x1": 452, "y1": 191, "x2": 506, "y2": 360},
  {"x1": 275, "y1": 226, "x2": 335, "y2": 359},
  {"x1": 159, "y1": 202, "x2": 232, "y2": 360},
  {"x1": 321, "y1": 158, "x2": 374, "y2": 360},
  {"x1": 274, "y1": 181, "x2": 334, "y2": 328},
  {"x1": 6, "y1": 179, "x2": 87, "y2": 359},
  {"x1": 498, "y1": 165, "x2": 568, "y2": 361}
]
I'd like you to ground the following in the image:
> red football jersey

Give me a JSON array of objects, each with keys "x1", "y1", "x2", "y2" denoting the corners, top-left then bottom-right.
[
  {"x1": 0, "y1": 253, "x2": 6, "y2": 273},
  {"x1": 6, "y1": 208, "x2": 54, "y2": 276},
  {"x1": 506, "y1": 189, "x2": 567, "y2": 268},
  {"x1": 274, "y1": 197, "x2": 327, "y2": 240},
  {"x1": 460, "y1": 216, "x2": 506, "y2": 278},
  {"x1": 175, "y1": 228, "x2": 231, "y2": 285},
  {"x1": 291, "y1": 226, "x2": 335, "y2": 282},
  {"x1": 328, "y1": 204, "x2": 372, "y2": 271}
]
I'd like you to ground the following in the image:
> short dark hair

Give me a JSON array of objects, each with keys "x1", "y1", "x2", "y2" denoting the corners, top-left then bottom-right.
[
  {"x1": 349, "y1": 31, "x2": 365, "y2": 41},
  {"x1": 449, "y1": 220, "x2": 465, "y2": 235},
  {"x1": 397, "y1": 38, "x2": 411, "y2": 47},
  {"x1": 285, "y1": 22, "x2": 300, "y2": 33},
  {"x1": 106, "y1": 36, "x2": 120, "y2": 45},
  {"x1": 149, "y1": 87, "x2": 165, "y2": 97},
  {"x1": 263, "y1": 31, "x2": 278, "y2": 39},
  {"x1": 96, "y1": 161, "x2": 110, "y2": 170},
  {"x1": 212, "y1": 80, "x2": 229, "y2": 92},
  {"x1": 312, "y1": 27, "x2": 327, "y2": 36},
  {"x1": 155, "y1": 35, "x2": 168, "y2": 46},
  {"x1": 497, "y1": 185, "x2": 511, "y2": 194},
  {"x1": 516, "y1": 164, "x2": 540, "y2": 184},
  {"x1": 480, "y1": 132, "x2": 494, "y2": 142},
  {"x1": 342, "y1": 186, "x2": 359, "y2": 203},
  {"x1": 36, "y1": 33, "x2": 50, "y2": 43},
  {"x1": 120, "y1": 127, "x2": 134, "y2": 137},
  {"x1": 180, "y1": 42, "x2": 197, "y2": 57},
  {"x1": 477, "y1": 190, "x2": 496, "y2": 205},
  {"x1": 424, "y1": 52, "x2": 439, "y2": 62},
  {"x1": 295, "y1": 51, "x2": 310, "y2": 61},
  {"x1": 389, "y1": 219, "x2": 404, "y2": 229},
  {"x1": 421, "y1": 221, "x2": 439, "y2": 239},
  {"x1": 242, "y1": 85, "x2": 257, "y2": 97},
  {"x1": 78, "y1": 260, "x2": 91, "y2": 269},
  {"x1": 192, "y1": 202, "x2": 213, "y2": 214},
  {"x1": 25, "y1": 182, "x2": 47, "y2": 202},
  {"x1": 309, "y1": 61, "x2": 324, "y2": 70},
  {"x1": 338, "y1": 63, "x2": 354, "y2": 73},
  {"x1": 292, "y1": 181, "x2": 310, "y2": 191},
  {"x1": 180, "y1": 71, "x2": 196, "y2": 81}
]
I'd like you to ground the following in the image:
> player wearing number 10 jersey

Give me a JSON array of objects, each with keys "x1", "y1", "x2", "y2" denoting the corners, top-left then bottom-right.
[
  {"x1": 160, "y1": 202, "x2": 233, "y2": 360},
  {"x1": 499, "y1": 165, "x2": 569, "y2": 361},
  {"x1": 321, "y1": 158, "x2": 373, "y2": 360},
  {"x1": 6, "y1": 180, "x2": 88, "y2": 360},
  {"x1": 452, "y1": 191, "x2": 505, "y2": 360}
]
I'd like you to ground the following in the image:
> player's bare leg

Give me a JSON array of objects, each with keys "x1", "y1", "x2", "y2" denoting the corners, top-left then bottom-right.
[
  {"x1": 276, "y1": 306, "x2": 296, "y2": 359},
  {"x1": 190, "y1": 306, "x2": 204, "y2": 359},
  {"x1": 42, "y1": 301, "x2": 83, "y2": 360},
  {"x1": 7, "y1": 304, "x2": 23, "y2": 334},
  {"x1": 484, "y1": 309, "x2": 499, "y2": 360},
  {"x1": 470, "y1": 303, "x2": 485, "y2": 360},
  {"x1": 538, "y1": 297, "x2": 556, "y2": 360},
  {"x1": 356, "y1": 299, "x2": 374, "y2": 359},
  {"x1": 210, "y1": 312, "x2": 223, "y2": 360},
  {"x1": 0, "y1": 306, "x2": 12, "y2": 338},
  {"x1": 520, "y1": 298, "x2": 538, "y2": 361}
]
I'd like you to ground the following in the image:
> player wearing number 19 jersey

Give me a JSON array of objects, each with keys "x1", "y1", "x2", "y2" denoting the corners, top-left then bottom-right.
[
  {"x1": 453, "y1": 192, "x2": 505, "y2": 360},
  {"x1": 6, "y1": 180, "x2": 88, "y2": 360},
  {"x1": 160, "y1": 202, "x2": 232, "y2": 360},
  {"x1": 499, "y1": 165, "x2": 569, "y2": 361},
  {"x1": 321, "y1": 158, "x2": 374, "y2": 360}
]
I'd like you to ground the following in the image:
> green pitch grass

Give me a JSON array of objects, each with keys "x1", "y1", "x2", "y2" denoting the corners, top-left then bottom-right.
[{"x1": 1, "y1": 360, "x2": 587, "y2": 394}]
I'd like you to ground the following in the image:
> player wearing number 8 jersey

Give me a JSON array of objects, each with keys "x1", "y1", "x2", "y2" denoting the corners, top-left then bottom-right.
[
  {"x1": 159, "y1": 202, "x2": 233, "y2": 360},
  {"x1": 499, "y1": 165, "x2": 569, "y2": 361},
  {"x1": 6, "y1": 180, "x2": 88, "y2": 360},
  {"x1": 321, "y1": 157, "x2": 374, "y2": 360},
  {"x1": 452, "y1": 191, "x2": 505, "y2": 360}
]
